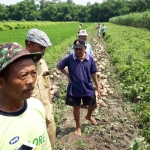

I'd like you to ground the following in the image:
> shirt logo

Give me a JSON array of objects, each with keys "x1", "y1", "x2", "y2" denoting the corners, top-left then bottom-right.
[{"x1": 9, "y1": 136, "x2": 20, "y2": 145}]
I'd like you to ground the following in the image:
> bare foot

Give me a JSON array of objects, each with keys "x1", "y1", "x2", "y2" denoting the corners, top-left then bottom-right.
[
  {"x1": 85, "y1": 116, "x2": 97, "y2": 125},
  {"x1": 74, "y1": 128, "x2": 81, "y2": 136}
]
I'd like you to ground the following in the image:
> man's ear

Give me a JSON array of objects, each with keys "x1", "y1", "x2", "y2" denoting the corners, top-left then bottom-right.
[
  {"x1": 84, "y1": 46, "x2": 87, "y2": 50},
  {"x1": 26, "y1": 42, "x2": 33, "y2": 52},
  {"x1": 0, "y1": 77, "x2": 5, "y2": 88}
]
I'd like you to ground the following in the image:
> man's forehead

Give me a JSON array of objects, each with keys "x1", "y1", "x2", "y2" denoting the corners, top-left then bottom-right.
[
  {"x1": 11, "y1": 58, "x2": 35, "y2": 69},
  {"x1": 79, "y1": 35, "x2": 87, "y2": 37}
]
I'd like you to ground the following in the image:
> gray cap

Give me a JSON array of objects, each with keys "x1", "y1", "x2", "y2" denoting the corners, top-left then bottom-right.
[{"x1": 26, "y1": 28, "x2": 52, "y2": 47}]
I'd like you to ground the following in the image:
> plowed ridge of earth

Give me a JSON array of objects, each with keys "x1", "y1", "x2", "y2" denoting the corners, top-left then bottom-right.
[{"x1": 51, "y1": 33, "x2": 138, "y2": 150}]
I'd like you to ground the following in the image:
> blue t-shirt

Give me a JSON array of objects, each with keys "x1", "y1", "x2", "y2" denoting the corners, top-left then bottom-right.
[{"x1": 58, "y1": 53, "x2": 98, "y2": 96}]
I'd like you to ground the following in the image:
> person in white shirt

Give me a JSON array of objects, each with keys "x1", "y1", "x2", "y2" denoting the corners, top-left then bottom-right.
[
  {"x1": 95, "y1": 22, "x2": 101, "y2": 39},
  {"x1": 78, "y1": 23, "x2": 82, "y2": 33},
  {"x1": 70, "y1": 30, "x2": 93, "y2": 57}
]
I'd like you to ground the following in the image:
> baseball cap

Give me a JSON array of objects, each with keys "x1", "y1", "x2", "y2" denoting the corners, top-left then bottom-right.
[
  {"x1": 0, "y1": 42, "x2": 42, "y2": 73},
  {"x1": 78, "y1": 30, "x2": 88, "y2": 36},
  {"x1": 73, "y1": 39, "x2": 85, "y2": 49},
  {"x1": 26, "y1": 28, "x2": 52, "y2": 47}
]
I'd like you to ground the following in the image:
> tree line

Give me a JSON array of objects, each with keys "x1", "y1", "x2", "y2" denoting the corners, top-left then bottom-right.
[{"x1": 0, "y1": 0, "x2": 150, "y2": 22}]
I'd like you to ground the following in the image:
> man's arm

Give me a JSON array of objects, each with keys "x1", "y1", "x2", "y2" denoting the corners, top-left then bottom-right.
[
  {"x1": 70, "y1": 46, "x2": 74, "y2": 54},
  {"x1": 89, "y1": 44, "x2": 93, "y2": 57},
  {"x1": 56, "y1": 64, "x2": 71, "y2": 82},
  {"x1": 92, "y1": 72, "x2": 102, "y2": 98},
  {"x1": 48, "y1": 89, "x2": 52, "y2": 103}
]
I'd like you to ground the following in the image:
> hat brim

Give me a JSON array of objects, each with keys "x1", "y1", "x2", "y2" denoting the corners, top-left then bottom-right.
[
  {"x1": 73, "y1": 45, "x2": 85, "y2": 49},
  {"x1": 78, "y1": 34, "x2": 88, "y2": 36},
  {"x1": 6, "y1": 51, "x2": 42, "y2": 68},
  {"x1": 10, "y1": 51, "x2": 42, "y2": 63},
  {"x1": 0, "y1": 51, "x2": 42, "y2": 74}
]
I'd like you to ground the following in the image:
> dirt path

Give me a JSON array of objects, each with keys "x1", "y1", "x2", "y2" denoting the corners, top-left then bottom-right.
[{"x1": 52, "y1": 33, "x2": 138, "y2": 150}]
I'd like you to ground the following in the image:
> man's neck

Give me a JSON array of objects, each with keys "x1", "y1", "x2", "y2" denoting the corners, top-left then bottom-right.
[
  {"x1": 0, "y1": 94, "x2": 24, "y2": 112},
  {"x1": 78, "y1": 53, "x2": 86, "y2": 61}
]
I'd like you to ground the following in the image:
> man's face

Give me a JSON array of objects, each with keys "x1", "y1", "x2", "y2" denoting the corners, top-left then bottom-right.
[
  {"x1": 27, "y1": 42, "x2": 46, "y2": 56},
  {"x1": 79, "y1": 35, "x2": 87, "y2": 41},
  {"x1": 0, "y1": 58, "x2": 37, "y2": 101},
  {"x1": 74, "y1": 46, "x2": 86, "y2": 57}
]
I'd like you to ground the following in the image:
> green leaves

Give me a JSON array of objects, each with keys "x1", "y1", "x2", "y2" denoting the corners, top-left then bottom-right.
[{"x1": 129, "y1": 137, "x2": 145, "y2": 150}]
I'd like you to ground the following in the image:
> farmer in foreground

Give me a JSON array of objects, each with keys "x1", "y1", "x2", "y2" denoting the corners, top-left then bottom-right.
[
  {"x1": 57, "y1": 39, "x2": 102, "y2": 136},
  {"x1": 0, "y1": 42, "x2": 51, "y2": 149},
  {"x1": 25, "y1": 28, "x2": 56, "y2": 150}
]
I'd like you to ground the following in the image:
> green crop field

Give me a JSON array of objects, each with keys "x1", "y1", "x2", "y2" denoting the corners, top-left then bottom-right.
[
  {"x1": 1, "y1": 21, "x2": 150, "y2": 147},
  {"x1": 104, "y1": 23, "x2": 150, "y2": 144},
  {"x1": 0, "y1": 22, "x2": 94, "y2": 67}
]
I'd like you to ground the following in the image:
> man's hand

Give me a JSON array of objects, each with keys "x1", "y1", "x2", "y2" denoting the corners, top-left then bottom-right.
[{"x1": 97, "y1": 87, "x2": 102, "y2": 98}]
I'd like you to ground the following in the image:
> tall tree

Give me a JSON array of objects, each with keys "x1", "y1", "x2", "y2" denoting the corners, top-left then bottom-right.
[
  {"x1": 0, "y1": 4, "x2": 9, "y2": 21},
  {"x1": 66, "y1": 0, "x2": 74, "y2": 4}
]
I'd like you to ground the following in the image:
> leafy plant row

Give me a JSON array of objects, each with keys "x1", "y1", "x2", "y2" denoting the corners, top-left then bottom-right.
[
  {"x1": 0, "y1": 21, "x2": 76, "y2": 31},
  {"x1": 105, "y1": 23, "x2": 150, "y2": 142},
  {"x1": 0, "y1": 22, "x2": 92, "y2": 47},
  {"x1": 109, "y1": 10, "x2": 150, "y2": 30}
]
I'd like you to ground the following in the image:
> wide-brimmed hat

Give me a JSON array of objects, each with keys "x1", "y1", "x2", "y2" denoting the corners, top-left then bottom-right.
[
  {"x1": 78, "y1": 30, "x2": 88, "y2": 36},
  {"x1": 73, "y1": 38, "x2": 85, "y2": 49},
  {"x1": 26, "y1": 28, "x2": 52, "y2": 47},
  {"x1": 0, "y1": 42, "x2": 42, "y2": 73}
]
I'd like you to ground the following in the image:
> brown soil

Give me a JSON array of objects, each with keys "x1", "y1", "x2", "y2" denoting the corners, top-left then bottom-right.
[{"x1": 52, "y1": 31, "x2": 138, "y2": 150}]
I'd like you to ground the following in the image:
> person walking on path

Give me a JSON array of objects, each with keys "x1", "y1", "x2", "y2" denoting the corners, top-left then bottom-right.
[
  {"x1": 95, "y1": 22, "x2": 101, "y2": 39},
  {"x1": 78, "y1": 23, "x2": 83, "y2": 34},
  {"x1": 25, "y1": 28, "x2": 56, "y2": 150},
  {"x1": 57, "y1": 38, "x2": 102, "y2": 136},
  {"x1": 101, "y1": 24, "x2": 106, "y2": 38},
  {"x1": 70, "y1": 30, "x2": 93, "y2": 57},
  {"x1": 0, "y1": 42, "x2": 51, "y2": 150}
]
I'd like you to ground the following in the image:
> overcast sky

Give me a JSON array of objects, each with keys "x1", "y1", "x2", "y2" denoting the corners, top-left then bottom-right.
[{"x1": 0, "y1": 0, "x2": 103, "y2": 6}]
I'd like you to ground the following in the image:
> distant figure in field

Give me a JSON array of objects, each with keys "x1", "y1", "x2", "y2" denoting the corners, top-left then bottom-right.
[
  {"x1": 70, "y1": 30, "x2": 93, "y2": 57},
  {"x1": 101, "y1": 24, "x2": 106, "y2": 38},
  {"x1": 95, "y1": 22, "x2": 101, "y2": 39},
  {"x1": 78, "y1": 23, "x2": 83, "y2": 34}
]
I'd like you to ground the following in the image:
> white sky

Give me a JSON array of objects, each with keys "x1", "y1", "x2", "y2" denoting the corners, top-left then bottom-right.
[{"x1": 0, "y1": 0, "x2": 103, "y2": 6}]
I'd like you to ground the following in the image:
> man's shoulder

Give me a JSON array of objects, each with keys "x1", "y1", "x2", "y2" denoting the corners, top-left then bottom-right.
[
  {"x1": 37, "y1": 58, "x2": 47, "y2": 65},
  {"x1": 86, "y1": 43, "x2": 92, "y2": 50},
  {"x1": 27, "y1": 97, "x2": 41, "y2": 103},
  {"x1": 86, "y1": 42, "x2": 92, "y2": 47},
  {"x1": 27, "y1": 97, "x2": 44, "y2": 109},
  {"x1": 36, "y1": 58, "x2": 49, "y2": 71}
]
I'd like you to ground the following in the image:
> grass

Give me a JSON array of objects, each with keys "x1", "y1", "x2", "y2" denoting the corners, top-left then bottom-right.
[{"x1": 0, "y1": 22, "x2": 94, "y2": 68}]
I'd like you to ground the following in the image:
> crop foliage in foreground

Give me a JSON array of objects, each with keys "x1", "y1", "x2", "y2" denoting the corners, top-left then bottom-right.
[{"x1": 105, "y1": 23, "x2": 150, "y2": 143}]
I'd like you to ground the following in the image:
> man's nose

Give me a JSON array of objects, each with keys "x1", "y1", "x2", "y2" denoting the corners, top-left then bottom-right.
[{"x1": 26, "y1": 74, "x2": 36, "y2": 84}]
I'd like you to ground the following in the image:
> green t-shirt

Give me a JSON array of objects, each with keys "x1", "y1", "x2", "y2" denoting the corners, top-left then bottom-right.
[{"x1": 0, "y1": 97, "x2": 51, "y2": 150}]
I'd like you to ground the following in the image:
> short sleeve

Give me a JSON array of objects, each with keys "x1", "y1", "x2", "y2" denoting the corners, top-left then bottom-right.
[
  {"x1": 57, "y1": 56, "x2": 69, "y2": 69},
  {"x1": 90, "y1": 57, "x2": 98, "y2": 74}
]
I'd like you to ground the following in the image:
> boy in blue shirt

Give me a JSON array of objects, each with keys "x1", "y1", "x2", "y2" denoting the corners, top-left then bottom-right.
[
  {"x1": 57, "y1": 39, "x2": 102, "y2": 136},
  {"x1": 101, "y1": 24, "x2": 106, "y2": 38}
]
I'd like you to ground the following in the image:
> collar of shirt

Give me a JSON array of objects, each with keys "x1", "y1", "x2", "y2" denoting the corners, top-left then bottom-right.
[{"x1": 73, "y1": 52, "x2": 89, "y2": 60}]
